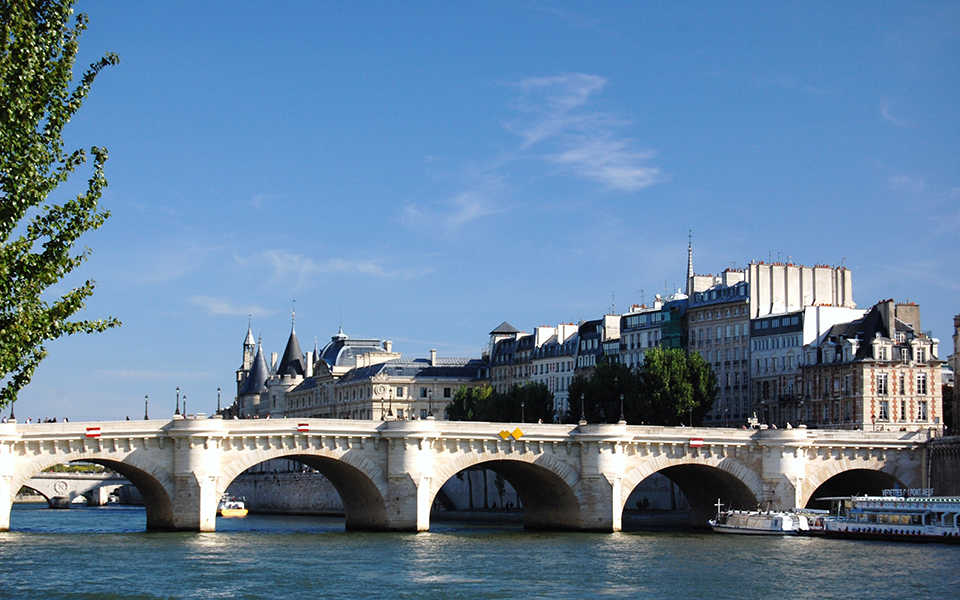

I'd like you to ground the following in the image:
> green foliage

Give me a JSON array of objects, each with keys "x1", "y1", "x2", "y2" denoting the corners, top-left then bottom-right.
[
  {"x1": 447, "y1": 383, "x2": 554, "y2": 423},
  {"x1": 0, "y1": 0, "x2": 120, "y2": 406},
  {"x1": 564, "y1": 360, "x2": 639, "y2": 424},
  {"x1": 638, "y1": 347, "x2": 717, "y2": 426},
  {"x1": 562, "y1": 349, "x2": 717, "y2": 426}
]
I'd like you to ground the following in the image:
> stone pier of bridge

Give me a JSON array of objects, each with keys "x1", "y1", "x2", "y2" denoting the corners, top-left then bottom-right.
[{"x1": 0, "y1": 417, "x2": 936, "y2": 533}]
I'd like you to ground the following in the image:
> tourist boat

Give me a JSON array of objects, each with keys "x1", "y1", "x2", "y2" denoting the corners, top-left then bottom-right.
[
  {"x1": 217, "y1": 496, "x2": 248, "y2": 518},
  {"x1": 821, "y1": 490, "x2": 960, "y2": 544},
  {"x1": 709, "y1": 501, "x2": 811, "y2": 535}
]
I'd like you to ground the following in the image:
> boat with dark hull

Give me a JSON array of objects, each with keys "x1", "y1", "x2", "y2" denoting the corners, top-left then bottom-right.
[{"x1": 822, "y1": 490, "x2": 960, "y2": 544}]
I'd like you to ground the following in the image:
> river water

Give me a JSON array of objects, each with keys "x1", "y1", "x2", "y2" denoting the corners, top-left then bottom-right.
[{"x1": 1, "y1": 504, "x2": 956, "y2": 600}]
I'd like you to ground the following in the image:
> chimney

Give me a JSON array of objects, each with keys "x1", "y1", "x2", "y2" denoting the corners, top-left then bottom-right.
[
  {"x1": 384, "y1": 340, "x2": 393, "y2": 353},
  {"x1": 305, "y1": 351, "x2": 314, "y2": 378},
  {"x1": 270, "y1": 352, "x2": 278, "y2": 372},
  {"x1": 430, "y1": 349, "x2": 437, "y2": 366}
]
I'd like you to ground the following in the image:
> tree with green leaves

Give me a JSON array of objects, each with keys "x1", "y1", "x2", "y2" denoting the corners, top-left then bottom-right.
[
  {"x1": 638, "y1": 347, "x2": 717, "y2": 426},
  {"x1": 0, "y1": 0, "x2": 120, "y2": 407},
  {"x1": 565, "y1": 360, "x2": 640, "y2": 424},
  {"x1": 447, "y1": 383, "x2": 554, "y2": 423}
]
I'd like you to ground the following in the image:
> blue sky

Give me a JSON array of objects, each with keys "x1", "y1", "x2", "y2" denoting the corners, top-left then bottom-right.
[{"x1": 16, "y1": 1, "x2": 959, "y2": 421}]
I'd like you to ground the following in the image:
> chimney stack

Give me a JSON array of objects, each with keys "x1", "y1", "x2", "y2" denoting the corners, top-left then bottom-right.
[{"x1": 430, "y1": 349, "x2": 437, "y2": 366}]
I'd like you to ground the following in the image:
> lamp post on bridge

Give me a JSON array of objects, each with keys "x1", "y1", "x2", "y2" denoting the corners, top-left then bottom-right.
[
  {"x1": 428, "y1": 388, "x2": 434, "y2": 418},
  {"x1": 217, "y1": 387, "x2": 221, "y2": 414},
  {"x1": 175, "y1": 387, "x2": 181, "y2": 416},
  {"x1": 521, "y1": 401, "x2": 525, "y2": 423},
  {"x1": 619, "y1": 394, "x2": 625, "y2": 425},
  {"x1": 9, "y1": 399, "x2": 14, "y2": 422},
  {"x1": 144, "y1": 396, "x2": 149, "y2": 420},
  {"x1": 183, "y1": 396, "x2": 187, "y2": 419},
  {"x1": 579, "y1": 393, "x2": 586, "y2": 425}
]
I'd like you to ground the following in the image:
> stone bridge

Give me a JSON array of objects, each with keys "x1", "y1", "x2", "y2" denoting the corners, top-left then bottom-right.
[
  {"x1": 0, "y1": 418, "x2": 936, "y2": 532},
  {"x1": 24, "y1": 472, "x2": 130, "y2": 508}
]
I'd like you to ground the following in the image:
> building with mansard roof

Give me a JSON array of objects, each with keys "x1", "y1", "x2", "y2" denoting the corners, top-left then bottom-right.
[{"x1": 798, "y1": 299, "x2": 943, "y2": 432}]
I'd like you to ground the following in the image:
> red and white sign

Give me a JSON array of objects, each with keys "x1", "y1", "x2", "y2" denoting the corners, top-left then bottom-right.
[
  {"x1": 297, "y1": 423, "x2": 309, "y2": 433},
  {"x1": 689, "y1": 438, "x2": 704, "y2": 448},
  {"x1": 85, "y1": 427, "x2": 101, "y2": 438}
]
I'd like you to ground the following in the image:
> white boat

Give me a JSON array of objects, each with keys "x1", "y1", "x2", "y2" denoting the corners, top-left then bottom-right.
[
  {"x1": 217, "y1": 496, "x2": 248, "y2": 518},
  {"x1": 821, "y1": 490, "x2": 960, "y2": 544},
  {"x1": 709, "y1": 509, "x2": 809, "y2": 535}
]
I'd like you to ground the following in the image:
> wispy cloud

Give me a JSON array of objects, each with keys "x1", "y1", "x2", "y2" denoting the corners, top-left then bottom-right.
[
  {"x1": 507, "y1": 73, "x2": 662, "y2": 191},
  {"x1": 189, "y1": 296, "x2": 272, "y2": 317},
  {"x1": 233, "y1": 249, "x2": 431, "y2": 285},
  {"x1": 880, "y1": 100, "x2": 909, "y2": 127},
  {"x1": 888, "y1": 173, "x2": 927, "y2": 195},
  {"x1": 403, "y1": 170, "x2": 509, "y2": 233}
]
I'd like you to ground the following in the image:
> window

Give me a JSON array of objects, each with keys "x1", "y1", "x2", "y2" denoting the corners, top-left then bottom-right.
[
  {"x1": 444, "y1": 387, "x2": 452, "y2": 398},
  {"x1": 918, "y1": 401, "x2": 928, "y2": 421},
  {"x1": 916, "y1": 348, "x2": 926, "y2": 363},
  {"x1": 420, "y1": 387, "x2": 428, "y2": 398},
  {"x1": 917, "y1": 373, "x2": 927, "y2": 395},
  {"x1": 420, "y1": 409, "x2": 428, "y2": 419},
  {"x1": 899, "y1": 373, "x2": 905, "y2": 395},
  {"x1": 843, "y1": 375, "x2": 851, "y2": 396},
  {"x1": 900, "y1": 399, "x2": 906, "y2": 422},
  {"x1": 876, "y1": 373, "x2": 888, "y2": 396},
  {"x1": 396, "y1": 386, "x2": 404, "y2": 398},
  {"x1": 878, "y1": 400, "x2": 889, "y2": 421}
]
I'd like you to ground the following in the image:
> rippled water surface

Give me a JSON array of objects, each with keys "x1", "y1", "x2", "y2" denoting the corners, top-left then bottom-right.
[{"x1": 0, "y1": 504, "x2": 956, "y2": 599}]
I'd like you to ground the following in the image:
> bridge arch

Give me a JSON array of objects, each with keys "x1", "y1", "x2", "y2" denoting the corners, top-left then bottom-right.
[
  {"x1": 801, "y1": 457, "x2": 920, "y2": 508},
  {"x1": 429, "y1": 451, "x2": 582, "y2": 531},
  {"x1": 218, "y1": 447, "x2": 389, "y2": 530},
  {"x1": 621, "y1": 456, "x2": 763, "y2": 528},
  {"x1": 11, "y1": 452, "x2": 176, "y2": 530}
]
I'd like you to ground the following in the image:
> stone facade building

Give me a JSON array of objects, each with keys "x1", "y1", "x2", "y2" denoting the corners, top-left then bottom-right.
[{"x1": 798, "y1": 299, "x2": 943, "y2": 431}]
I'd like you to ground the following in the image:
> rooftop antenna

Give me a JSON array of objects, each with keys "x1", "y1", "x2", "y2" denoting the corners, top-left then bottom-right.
[
  {"x1": 637, "y1": 289, "x2": 645, "y2": 305},
  {"x1": 841, "y1": 257, "x2": 848, "y2": 268},
  {"x1": 611, "y1": 291, "x2": 616, "y2": 315},
  {"x1": 768, "y1": 250, "x2": 773, "y2": 263}
]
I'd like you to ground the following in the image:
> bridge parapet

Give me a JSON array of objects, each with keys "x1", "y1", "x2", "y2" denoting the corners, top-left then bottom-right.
[{"x1": 0, "y1": 418, "x2": 939, "y2": 533}]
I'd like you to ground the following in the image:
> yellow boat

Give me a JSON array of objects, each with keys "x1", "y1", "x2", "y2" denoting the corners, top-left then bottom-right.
[{"x1": 217, "y1": 497, "x2": 248, "y2": 517}]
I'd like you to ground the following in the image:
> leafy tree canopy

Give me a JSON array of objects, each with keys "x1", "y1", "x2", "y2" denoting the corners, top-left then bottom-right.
[
  {"x1": 448, "y1": 383, "x2": 554, "y2": 423},
  {"x1": 0, "y1": 0, "x2": 119, "y2": 407},
  {"x1": 562, "y1": 348, "x2": 717, "y2": 426}
]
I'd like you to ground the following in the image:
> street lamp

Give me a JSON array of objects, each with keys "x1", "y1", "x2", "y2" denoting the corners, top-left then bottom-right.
[
  {"x1": 388, "y1": 388, "x2": 394, "y2": 418},
  {"x1": 428, "y1": 388, "x2": 434, "y2": 417},
  {"x1": 619, "y1": 394, "x2": 625, "y2": 424},
  {"x1": 521, "y1": 401, "x2": 525, "y2": 423},
  {"x1": 144, "y1": 396, "x2": 149, "y2": 420},
  {"x1": 183, "y1": 396, "x2": 187, "y2": 419},
  {"x1": 580, "y1": 393, "x2": 586, "y2": 424},
  {"x1": 175, "y1": 387, "x2": 181, "y2": 416},
  {"x1": 217, "y1": 387, "x2": 221, "y2": 413},
  {"x1": 10, "y1": 399, "x2": 14, "y2": 422}
]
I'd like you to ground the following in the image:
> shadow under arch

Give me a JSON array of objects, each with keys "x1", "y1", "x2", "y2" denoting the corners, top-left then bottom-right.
[
  {"x1": 804, "y1": 468, "x2": 905, "y2": 510},
  {"x1": 220, "y1": 454, "x2": 390, "y2": 531},
  {"x1": 430, "y1": 456, "x2": 583, "y2": 531},
  {"x1": 622, "y1": 463, "x2": 761, "y2": 529},
  {"x1": 14, "y1": 458, "x2": 177, "y2": 531}
]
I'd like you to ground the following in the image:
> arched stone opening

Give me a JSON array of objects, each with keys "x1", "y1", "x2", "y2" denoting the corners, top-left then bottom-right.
[
  {"x1": 804, "y1": 468, "x2": 904, "y2": 510},
  {"x1": 11, "y1": 459, "x2": 175, "y2": 531},
  {"x1": 622, "y1": 463, "x2": 760, "y2": 529},
  {"x1": 84, "y1": 459, "x2": 177, "y2": 531},
  {"x1": 430, "y1": 457, "x2": 582, "y2": 531},
  {"x1": 219, "y1": 454, "x2": 389, "y2": 531}
]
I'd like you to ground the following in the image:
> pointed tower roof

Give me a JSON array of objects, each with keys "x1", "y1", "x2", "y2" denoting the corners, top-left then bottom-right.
[
  {"x1": 243, "y1": 320, "x2": 255, "y2": 348},
  {"x1": 277, "y1": 312, "x2": 306, "y2": 377},
  {"x1": 239, "y1": 341, "x2": 270, "y2": 395},
  {"x1": 489, "y1": 321, "x2": 520, "y2": 335}
]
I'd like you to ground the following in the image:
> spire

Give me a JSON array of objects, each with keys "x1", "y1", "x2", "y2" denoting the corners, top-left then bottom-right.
[
  {"x1": 277, "y1": 321, "x2": 305, "y2": 378},
  {"x1": 686, "y1": 230, "x2": 694, "y2": 296},
  {"x1": 244, "y1": 316, "x2": 255, "y2": 349}
]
